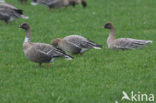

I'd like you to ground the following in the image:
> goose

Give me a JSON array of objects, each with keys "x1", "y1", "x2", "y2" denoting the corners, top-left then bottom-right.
[
  {"x1": 51, "y1": 35, "x2": 102, "y2": 55},
  {"x1": 103, "y1": 22, "x2": 152, "y2": 50},
  {"x1": 0, "y1": 3, "x2": 29, "y2": 24},
  {"x1": 19, "y1": 23, "x2": 73, "y2": 67},
  {"x1": 31, "y1": 0, "x2": 71, "y2": 10}
]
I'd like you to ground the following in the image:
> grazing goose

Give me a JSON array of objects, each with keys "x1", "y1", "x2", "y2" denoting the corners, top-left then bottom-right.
[
  {"x1": 0, "y1": 3, "x2": 29, "y2": 24},
  {"x1": 31, "y1": 0, "x2": 71, "y2": 10},
  {"x1": 51, "y1": 35, "x2": 102, "y2": 55},
  {"x1": 19, "y1": 23, "x2": 73, "y2": 67},
  {"x1": 103, "y1": 22, "x2": 152, "y2": 50}
]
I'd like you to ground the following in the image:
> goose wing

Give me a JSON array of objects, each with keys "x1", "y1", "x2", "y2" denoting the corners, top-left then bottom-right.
[
  {"x1": 0, "y1": 3, "x2": 17, "y2": 9},
  {"x1": 33, "y1": 43, "x2": 69, "y2": 58},
  {"x1": 63, "y1": 40, "x2": 82, "y2": 54},
  {"x1": 38, "y1": 0, "x2": 59, "y2": 6},
  {"x1": 65, "y1": 35, "x2": 102, "y2": 49},
  {"x1": 114, "y1": 38, "x2": 152, "y2": 49},
  {"x1": 0, "y1": 8, "x2": 10, "y2": 20},
  {"x1": 64, "y1": 35, "x2": 90, "y2": 48}
]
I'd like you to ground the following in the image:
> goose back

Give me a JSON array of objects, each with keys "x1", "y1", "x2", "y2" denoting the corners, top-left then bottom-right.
[
  {"x1": 24, "y1": 43, "x2": 70, "y2": 63},
  {"x1": 112, "y1": 38, "x2": 152, "y2": 50},
  {"x1": 57, "y1": 35, "x2": 102, "y2": 54}
]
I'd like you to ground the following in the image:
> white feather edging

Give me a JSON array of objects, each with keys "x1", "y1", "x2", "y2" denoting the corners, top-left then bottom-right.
[{"x1": 21, "y1": 15, "x2": 29, "y2": 19}]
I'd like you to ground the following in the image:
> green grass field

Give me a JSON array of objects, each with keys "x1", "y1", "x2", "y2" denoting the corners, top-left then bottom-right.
[{"x1": 0, "y1": 0, "x2": 156, "y2": 103}]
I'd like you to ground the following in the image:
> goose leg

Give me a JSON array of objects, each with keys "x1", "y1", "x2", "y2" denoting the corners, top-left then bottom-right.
[{"x1": 38, "y1": 63, "x2": 42, "y2": 67}]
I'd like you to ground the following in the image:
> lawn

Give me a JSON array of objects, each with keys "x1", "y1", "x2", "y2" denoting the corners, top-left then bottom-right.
[{"x1": 0, "y1": 0, "x2": 156, "y2": 103}]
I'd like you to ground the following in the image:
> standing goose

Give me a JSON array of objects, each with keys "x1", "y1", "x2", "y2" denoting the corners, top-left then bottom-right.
[
  {"x1": 103, "y1": 22, "x2": 152, "y2": 50},
  {"x1": 19, "y1": 23, "x2": 73, "y2": 67},
  {"x1": 31, "y1": 0, "x2": 71, "y2": 10},
  {"x1": 51, "y1": 35, "x2": 102, "y2": 55},
  {"x1": 0, "y1": 3, "x2": 28, "y2": 24}
]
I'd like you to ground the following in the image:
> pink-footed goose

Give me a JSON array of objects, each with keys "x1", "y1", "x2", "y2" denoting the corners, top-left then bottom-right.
[
  {"x1": 0, "y1": 3, "x2": 29, "y2": 24},
  {"x1": 51, "y1": 35, "x2": 102, "y2": 55},
  {"x1": 19, "y1": 23, "x2": 73, "y2": 67},
  {"x1": 104, "y1": 22, "x2": 152, "y2": 50}
]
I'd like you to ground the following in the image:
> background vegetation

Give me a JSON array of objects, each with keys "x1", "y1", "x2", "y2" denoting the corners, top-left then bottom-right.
[{"x1": 0, "y1": 0, "x2": 155, "y2": 103}]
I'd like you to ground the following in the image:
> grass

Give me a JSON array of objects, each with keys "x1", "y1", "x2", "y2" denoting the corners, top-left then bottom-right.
[{"x1": 0, "y1": 0, "x2": 156, "y2": 103}]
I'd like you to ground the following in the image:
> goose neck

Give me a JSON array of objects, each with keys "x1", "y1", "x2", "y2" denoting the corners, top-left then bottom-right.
[
  {"x1": 24, "y1": 28, "x2": 31, "y2": 43},
  {"x1": 109, "y1": 27, "x2": 115, "y2": 40}
]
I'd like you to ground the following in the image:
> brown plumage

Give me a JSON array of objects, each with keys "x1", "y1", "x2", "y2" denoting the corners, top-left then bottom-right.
[
  {"x1": 51, "y1": 35, "x2": 102, "y2": 55},
  {"x1": 31, "y1": 0, "x2": 72, "y2": 10},
  {"x1": 103, "y1": 22, "x2": 152, "y2": 50},
  {"x1": 19, "y1": 23, "x2": 73, "y2": 67}
]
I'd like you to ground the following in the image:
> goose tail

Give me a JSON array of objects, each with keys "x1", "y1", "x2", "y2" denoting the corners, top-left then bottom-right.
[
  {"x1": 92, "y1": 44, "x2": 103, "y2": 49},
  {"x1": 87, "y1": 40, "x2": 103, "y2": 49},
  {"x1": 14, "y1": 9, "x2": 23, "y2": 14},
  {"x1": 94, "y1": 44, "x2": 103, "y2": 49},
  {"x1": 21, "y1": 15, "x2": 29, "y2": 19},
  {"x1": 145, "y1": 40, "x2": 152, "y2": 43},
  {"x1": 65, "y1": 54, "x2": 74, "y2": 60}
]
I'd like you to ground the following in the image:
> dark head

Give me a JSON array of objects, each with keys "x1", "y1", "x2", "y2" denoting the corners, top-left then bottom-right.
[
  {"x1": 104, "y1": 22, "x2": 113, "y2": 29},
  {"x1": 81, "y1": 0, "x2": 87, "y2": 8},
  {"x1": 19, "y1": 23, "x2": 30, "y2": 30},
  {"x1": 51, "y1": 38, "x2": 62, "y2": 47}
]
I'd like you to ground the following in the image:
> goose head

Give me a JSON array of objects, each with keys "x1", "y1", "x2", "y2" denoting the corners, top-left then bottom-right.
[
  {"x1": 51, "y1": 38, "x2": 62, "y2": 47},
  {"x1": 104, "y1": 22, "x2": 113, "y2": 29},
  {"x1": 19, "y1": 23, "x2": 30, "y2": 30}
]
